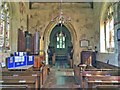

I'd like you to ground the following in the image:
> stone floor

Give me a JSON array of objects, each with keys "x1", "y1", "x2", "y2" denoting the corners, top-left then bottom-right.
[
  {"x1": 42, "y1": 67, "x2": 80, "y2": 89},
  {"x1": 49, "y1": 59, "x2": 70, "y2": 69},
  {"x1": 54, "y1": 60, "x2": 70, "y2": 69}
]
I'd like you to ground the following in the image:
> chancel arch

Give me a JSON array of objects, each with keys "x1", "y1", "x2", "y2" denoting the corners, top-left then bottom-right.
[{"x1": 43, "y1": 16, "x2": 77, "y2": 65}]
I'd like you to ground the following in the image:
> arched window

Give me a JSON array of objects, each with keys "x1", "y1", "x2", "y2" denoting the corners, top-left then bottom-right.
[
  {"x1": 56, "y1": 31, "x2": 66, "y2": 49},
  {"x1": 100, "y1": 4, "x2": 114, "y2": 52},
  {"x1": 105, "y1": 6, "x2": 114, "y2": 50},
  {"x1": 0, "y1": 2, "x2": 10, "y2": 52}
]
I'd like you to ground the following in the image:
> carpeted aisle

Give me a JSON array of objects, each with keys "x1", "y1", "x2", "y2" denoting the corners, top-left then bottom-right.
[{"x1": 42, "y1": 68, "x2": 80, "y2": 89}]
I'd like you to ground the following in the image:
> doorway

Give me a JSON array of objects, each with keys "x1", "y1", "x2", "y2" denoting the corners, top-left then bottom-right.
[{"x1": 48, "y1": 24, "x2": 72, "y2": 68}]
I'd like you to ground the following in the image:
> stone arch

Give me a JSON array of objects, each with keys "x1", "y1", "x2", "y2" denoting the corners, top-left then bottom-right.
[{"x1": 43, "y1": 16, "x2": 77, "y2": 64}]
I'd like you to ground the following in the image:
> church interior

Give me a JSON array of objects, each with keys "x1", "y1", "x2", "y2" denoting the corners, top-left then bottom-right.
[{"x1": 0, "y1": 0, "x2": 120, "y2": 89}]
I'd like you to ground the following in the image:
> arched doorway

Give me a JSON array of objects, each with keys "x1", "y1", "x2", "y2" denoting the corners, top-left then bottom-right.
[
  {"x1": 43, "y1": 15, "x2": 77, "y2": 68},
  {"x1": 48, "y1": 24, "x2": 72, "y2": 68}
]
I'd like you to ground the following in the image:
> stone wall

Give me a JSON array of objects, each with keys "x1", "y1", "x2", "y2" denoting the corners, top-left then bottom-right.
[
  {"x1": 10, "y1": 2, "x2": 29, "y2": 53},
  {"x1": 96, "y1": 53, "x2": 118, "y2": 66},
  {"x1": 28, "y1": 3, "x2": 96, "y2": 65},
  {"x1": 96, "y1": 61, "x2": 120, "y2": 69},
  {"x1": 0, "y1": 1, "x2": 29, "y2": 66},
  {"x1": 96, "y1": 2, "x2": 119, "y2": 67},
  {"x1": 8, "y1": 2, "x2": 120, "y2": 66}
]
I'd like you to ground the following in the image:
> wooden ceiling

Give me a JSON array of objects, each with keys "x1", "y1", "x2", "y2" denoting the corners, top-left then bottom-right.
[{"x1": 29, "y1": 2, "x2": 93, "y2": 9}]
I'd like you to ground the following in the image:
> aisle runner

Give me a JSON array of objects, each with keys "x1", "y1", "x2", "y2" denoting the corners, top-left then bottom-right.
[
  {"x1": 42, "y1": 68, "x2": 80, "y2": 89},
  {"x1": 55, "y1": 60, "x2": 70, "y2": 69}
]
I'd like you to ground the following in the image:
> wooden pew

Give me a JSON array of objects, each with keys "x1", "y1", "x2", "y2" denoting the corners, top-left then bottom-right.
[
  {"x1": 1, "y1": 76, "x2": 39, "y2": 89},
  {"x1": 81, "y1": 69, "x2": 119, "y2": 89},
  {"x1": 82, "y1": 70, "x2": 119, "y2": 76},
  {"x1": 1, "y1": 65, "x2": 49, "y2": 88},
  {"x1": 0, "y1": 85, "x2": 28, "y2": 90},
  {"x1": 85, "y1": 68, "x2": 119, "y2": 71},
  {"x1": 74, "y1": 65, "x2": 81, "y2": 84},
  {"x1": 1, "y1": 70, "x2": 43, "y2": 88},
  {"x1": 83, "y1": 75, "x2": 120, "y2": 89},
  {"x1": 93, "y1": 85, "x2": 120, "y2": 90},
  {"x1": 42, "y1": 65, "x2": 48, "y2": 85},
  {"x1": 17, "y1": 71, "x2": 43, "y2": 88},
  {"x1": 74, "y1": 65, "x2": 120, "y2": 89},
  {"x1": 74, "y1": 65, "x2": 98, "y2": 85}
]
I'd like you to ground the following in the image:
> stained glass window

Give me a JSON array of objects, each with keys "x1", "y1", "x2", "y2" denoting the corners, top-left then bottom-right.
[
  {"x1": 56, "y1": 31, "x2": 65, "y2": 49},
  {"x1": 0, "y1": 2, "x2": 10, "y2": 52}
]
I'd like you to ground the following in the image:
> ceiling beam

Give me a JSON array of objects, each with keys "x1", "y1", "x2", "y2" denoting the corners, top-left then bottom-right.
[{"x1": 29, "y1": 0, "x2": 93, "y2": 2}]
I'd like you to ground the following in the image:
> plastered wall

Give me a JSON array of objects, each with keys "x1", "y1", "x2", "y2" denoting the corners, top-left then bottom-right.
[
  {"x1": 7, "y1": 2, "x2": 120, "y2": 66},
  {"x1": 28, "y1": 3, "x2": 97, "y2": 65}
]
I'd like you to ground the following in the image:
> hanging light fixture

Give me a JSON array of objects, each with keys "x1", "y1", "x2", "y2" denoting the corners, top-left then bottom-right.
[
  {"x1": 51, "y1": 0, "x2": 71, "y2": 24},
  {"x1": 55, "y1": 0, "x2": 63, "y2": 39}
]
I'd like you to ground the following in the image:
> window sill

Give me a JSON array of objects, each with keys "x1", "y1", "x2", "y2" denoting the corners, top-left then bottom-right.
[{"x1": 99, "y1": 52, "x2": 115, "y2": 54}]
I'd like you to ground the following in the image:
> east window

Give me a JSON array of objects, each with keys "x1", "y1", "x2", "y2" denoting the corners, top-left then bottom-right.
[{"x1": 56, "y1": 31, "x2": 66, "y2": 49}]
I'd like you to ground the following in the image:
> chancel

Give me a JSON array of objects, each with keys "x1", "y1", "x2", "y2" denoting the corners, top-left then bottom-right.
[{"x1": 0, "y1": 0, "x2": 120, "y2": 89}]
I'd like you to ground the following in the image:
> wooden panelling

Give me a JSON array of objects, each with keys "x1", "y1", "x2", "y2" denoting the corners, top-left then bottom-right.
[
  {"x1": 18, "y1": 29, "x2": 26, "y2": 52},
  {"x1": 34, "y1": 56, "x2": 41, "y2": 68},
  {"x1": 81, "y1": 51, "x2": 97, "y2": 67}
]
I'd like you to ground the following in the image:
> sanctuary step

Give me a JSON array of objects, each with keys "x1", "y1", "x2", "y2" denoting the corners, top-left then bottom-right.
[{"x1": 56, "y1": 55, "x2": 67, "y2": 60}]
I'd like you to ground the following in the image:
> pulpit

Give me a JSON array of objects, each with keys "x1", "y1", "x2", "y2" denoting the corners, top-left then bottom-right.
[{"x1": 81, "y1": 51, "x2": 97, "y2": 67}]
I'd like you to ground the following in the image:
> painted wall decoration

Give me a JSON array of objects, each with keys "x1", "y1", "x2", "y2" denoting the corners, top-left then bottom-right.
[
  {"x1": 0, "y1": 5, "x2": 5, "y2": 48},
  {"x1": 0, "y1": 22, "x2": 4, "y2": 36},
  {"x1": 19, "y1": 1, "x2": 26, "y2": 25},
  {"x1": 19, "y1": 1, "x2": 25, "y2": 15},
  {"x1": 0, "y1": 2, "x2": 10, "y2": 51}
]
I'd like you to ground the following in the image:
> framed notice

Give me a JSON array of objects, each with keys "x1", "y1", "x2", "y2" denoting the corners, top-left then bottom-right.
[{"x1": 80, "y1": 39, "x2": 89, "y2": 47}]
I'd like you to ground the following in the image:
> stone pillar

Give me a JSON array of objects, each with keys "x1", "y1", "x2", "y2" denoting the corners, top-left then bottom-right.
[{"x1": 40, "y1": 36, "x2": 44, "y2": 56}]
